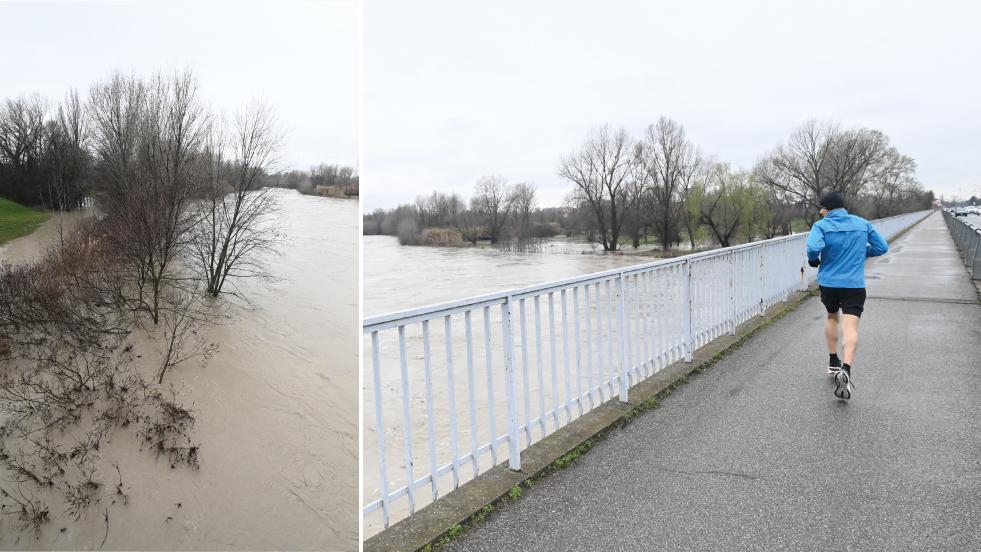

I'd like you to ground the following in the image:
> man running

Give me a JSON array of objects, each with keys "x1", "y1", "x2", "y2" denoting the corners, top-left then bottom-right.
[{"x1": 806, "y1": 191, "x2": 889, "y2": 400}]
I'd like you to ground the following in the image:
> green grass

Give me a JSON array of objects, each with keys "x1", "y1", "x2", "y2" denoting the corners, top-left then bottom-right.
[
  {"x1": 0, "y1": 197, "x2": 49, "y2": 245},
  {"x1": 790, "y1": 218, "x2": 812, "y2": 233}
]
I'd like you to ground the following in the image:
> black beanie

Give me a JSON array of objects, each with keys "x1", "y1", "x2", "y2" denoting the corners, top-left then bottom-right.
[{"x1": 819, "y1": 191, "x2": 845, "y2": 210}]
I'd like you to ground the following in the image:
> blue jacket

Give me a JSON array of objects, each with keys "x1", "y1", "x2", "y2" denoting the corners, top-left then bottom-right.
[{"x1": 806, "y1": 209, "x2": 888, "y2": 288}]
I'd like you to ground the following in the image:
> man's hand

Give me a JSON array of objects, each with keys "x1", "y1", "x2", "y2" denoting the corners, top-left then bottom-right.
[{"x1": 808, "y1": 258, "x2": 821, "y2": 268}]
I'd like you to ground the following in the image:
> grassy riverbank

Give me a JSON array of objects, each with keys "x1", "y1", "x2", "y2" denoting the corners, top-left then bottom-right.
[{"x1": 0, "y1": 197, "x2": 50, "y2": 244}]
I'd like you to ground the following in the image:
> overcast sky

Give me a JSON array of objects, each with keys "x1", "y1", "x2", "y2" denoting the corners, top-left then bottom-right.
[
  {"x1": 0, "y1": 0, "x2": 358, "y2": 171},
  {"x1": 364, "y1": 0, "x2": 981, "y2": 210}
]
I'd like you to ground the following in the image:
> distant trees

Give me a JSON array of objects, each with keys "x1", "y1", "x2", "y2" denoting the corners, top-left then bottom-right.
[
  {"x1": 754, "y1": 119, "x2": 924, "y2": 223},
  {"x1": 510, "y1": 183, "x2": 536, "y2": 240},
  {"x1": 265, "y1": 163, "x2": 358, "y2": 197},
  {"x1": 363, "y1": 179, "x2": 569, "y2": 246},
  {"x1": 0, "y1": 93, "x2": 91, "y2": 209},
  {"x1": 557, "y1": 117, "x2": 928, "y2": 251},
  {"x1": 365, "y1": 117, "x2": 930, "y2": 253}
]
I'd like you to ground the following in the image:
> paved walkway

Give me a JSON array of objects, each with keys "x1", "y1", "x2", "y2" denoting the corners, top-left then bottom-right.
[{"x1": 448, "y1": 212, "x2": 981, "y2": 551}]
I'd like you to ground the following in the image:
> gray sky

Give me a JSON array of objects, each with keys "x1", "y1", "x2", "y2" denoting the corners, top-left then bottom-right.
[
  {"x1": 0, "y1": 0, "x2": 358, "y2": 171},
  {"x1": 364, "y1": 0, "x2": 981, "y2": 210}
]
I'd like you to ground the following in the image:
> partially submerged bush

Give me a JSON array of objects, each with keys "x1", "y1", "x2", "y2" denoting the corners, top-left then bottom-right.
[
  {"x1": 418, "y1": 227, "x2": 463, "y2": 246},
  {"x1": 0, "y1": 224, "x2": 200, "y2": 540}
]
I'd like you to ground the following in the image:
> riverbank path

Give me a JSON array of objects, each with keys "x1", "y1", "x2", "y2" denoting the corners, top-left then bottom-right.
[{"x1": 447, "y1": 211, "x2": 981, "y2": 551}]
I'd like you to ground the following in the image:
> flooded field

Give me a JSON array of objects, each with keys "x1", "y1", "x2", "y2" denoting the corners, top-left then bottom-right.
[{"x1": 0, "y1": 189, "x2": 358, "y2": 550}]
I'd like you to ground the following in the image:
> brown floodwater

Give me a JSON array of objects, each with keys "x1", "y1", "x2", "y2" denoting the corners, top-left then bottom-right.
[{"x1": 0, "y1": 189, "x2": 358, "y2": 550}]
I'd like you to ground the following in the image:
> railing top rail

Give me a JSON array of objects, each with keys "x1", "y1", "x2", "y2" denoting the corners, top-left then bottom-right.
[{"x1": 364, "y1": 210, "x2": 930, "y2": 332}]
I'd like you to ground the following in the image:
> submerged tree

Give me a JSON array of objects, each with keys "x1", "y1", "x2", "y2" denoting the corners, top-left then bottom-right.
[
  {"x1": 191, "y1": 101, "x2": 282, "y2": 297},
  {"x1": 472, "y1": 175, "x2": 512, "y2": 245},
  {"x1": 89, "y1": 70, "x2": 208, "y2": 323}
]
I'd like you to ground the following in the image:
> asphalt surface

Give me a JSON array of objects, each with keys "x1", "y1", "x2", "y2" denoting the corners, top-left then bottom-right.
[{"x1": 448, "y1": 212, "x2": 981, "y2": 551}]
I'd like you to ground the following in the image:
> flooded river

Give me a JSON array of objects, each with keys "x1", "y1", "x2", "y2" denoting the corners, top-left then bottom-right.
[
  {"x1": 363, "y1": 235, "x2": 655, "y2": 316},
  {"x1": 362, "y1": 235, "x2": 659, "y2": 535},
  {"x1": 1, "y1": 189, "x2": 358, "y2": 550}
]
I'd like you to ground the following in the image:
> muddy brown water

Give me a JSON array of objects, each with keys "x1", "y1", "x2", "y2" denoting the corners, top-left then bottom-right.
[{"x1": 0, "y1": 189, "x2": 357, "y2": 550}]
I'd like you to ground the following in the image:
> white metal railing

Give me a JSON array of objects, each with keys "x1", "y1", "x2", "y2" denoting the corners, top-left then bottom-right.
[
  {"x1": 941, "y1": 210, "x2": 981, "y2": 279},
  {"x1": 362, "y1": 209, "x2": 931, "y2": 532}
]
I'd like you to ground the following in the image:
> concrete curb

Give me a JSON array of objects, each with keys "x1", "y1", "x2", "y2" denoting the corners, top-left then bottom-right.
[{"x1": 364, "y1": 286, "x2": 819, "y2": 552}]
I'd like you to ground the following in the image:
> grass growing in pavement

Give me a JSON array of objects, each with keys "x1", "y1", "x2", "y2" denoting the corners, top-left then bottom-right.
[{"x1": 0, "y1": 197, "x2": 50, "y2": 245}]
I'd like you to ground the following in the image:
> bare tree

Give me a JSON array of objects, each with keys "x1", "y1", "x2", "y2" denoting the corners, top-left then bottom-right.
[
  {"x1": 45, "y1": 89, "x2": 90, "y2": 210},
  {"x1": 635, "y1": 117, "x2": 700, "y2": 251},
  {"x1": 190, "y1": 101, "x2": 282, "y2": 296},
  {"x1": 156, "y1": 288, "x2": 218, "y2": 383},
  {"x1": 509, "y1": 182, "x2": 536, "y2": 241},
  {"x1": 0, "y1": 94, "x2": 48, "y2": 206},
  {"x1": 559, "y1": 126, "x2": 635, "y2": 251},
  {"x1": 472, "y1": 175, "x2": 512, "y2": 244},
  {"x1": 89, "y1": 70, "x2": 207, "y2": 322},
  {"x1": 755, "y1": 119, "x2": 890, "y2": 223},
  {"x1": 866, "y1": 149, "x2": 918, "y2": 218}
]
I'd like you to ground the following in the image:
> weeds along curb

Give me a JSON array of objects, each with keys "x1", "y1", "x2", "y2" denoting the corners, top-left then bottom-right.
[{"x1": 365, "y1": 287, "x2": 819, "y2": 552}]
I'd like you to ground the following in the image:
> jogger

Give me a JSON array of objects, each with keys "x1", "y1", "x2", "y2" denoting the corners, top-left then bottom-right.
[{"x1": 806, "y1": 191, "x2": 889, "y2": 399}]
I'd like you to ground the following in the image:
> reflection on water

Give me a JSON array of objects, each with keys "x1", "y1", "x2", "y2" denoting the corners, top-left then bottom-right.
[{"x1": 0, "y1": 189, "x2": 358, "y2": 550}]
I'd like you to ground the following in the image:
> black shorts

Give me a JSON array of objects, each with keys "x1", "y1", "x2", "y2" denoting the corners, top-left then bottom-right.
[{"x1": 819, "y1": 286, "x2": 866, "y2": 317}]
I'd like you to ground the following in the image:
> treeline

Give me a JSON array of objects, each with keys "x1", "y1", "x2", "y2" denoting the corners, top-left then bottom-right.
[
  {"x1": 266, "y1": 163, "x2": 359, "y2": 198},
  {"x1": 0, "y1": 89, "x2": 352, "y2": 210},
  {"x1": 366, "y1": 118, "x2": 933, "y2": 251},
  {"x1": 565, "y1": 118, "x2": 931, "y2": 250},
  {"x1": 0, "y1": 91, "x2": 88, "y2": 209},
  {"x1": 363, "y1": 177, "x2": 574, "y2": 246}
]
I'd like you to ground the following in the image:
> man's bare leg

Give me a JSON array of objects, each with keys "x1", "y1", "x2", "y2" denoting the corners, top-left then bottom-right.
[
  {"x1": 841, "y1": 314, "x2": 860, "y2": 366},
  {"x1": 825, "y1": 312, "x2": 840, "y2": 354}
]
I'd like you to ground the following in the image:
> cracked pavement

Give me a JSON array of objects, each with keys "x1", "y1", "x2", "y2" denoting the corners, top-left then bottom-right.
[{"x1": 447, "y1": 213, "x2": 981, "y2": 551}]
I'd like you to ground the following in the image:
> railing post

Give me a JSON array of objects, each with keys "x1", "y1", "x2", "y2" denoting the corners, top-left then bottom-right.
[
  {"x1": 500, "y1": 296, "x2": 522, "y2": 471},
  {"x1": 971, "y1": 229, "x2": 981, "y2": 280},
  {"x1": 616, "y1": 273, "x2": 630, "y2": 402},
  {"x1": 728, "y1": 252, "x2": 737, "y2": 335},
  {"x1": 682, "y1": 262, "x2": 694, "y2": 362},
  {"x1": 758, "y1": 247, "x2": 765, "y2": 316},
  {"x1": 370, "y1": 331, "x2": 391, "y2": 528}
]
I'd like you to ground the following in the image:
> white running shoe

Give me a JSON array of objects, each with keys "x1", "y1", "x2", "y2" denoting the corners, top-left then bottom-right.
[
  {"x1": 827, "y1": 364, "x2": 841, "y2": 376},
  {"x1": 834, "y1": 369, "x2": 853, "y2": 400}
]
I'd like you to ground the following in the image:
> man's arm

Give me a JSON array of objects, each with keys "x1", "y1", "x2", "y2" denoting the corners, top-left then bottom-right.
[
  {"x1": 806, "y1": 223, "x2": 825, "y2": 266},
  {"x1": 867, "y1": 223, "x2": 888, "y2": 257}
]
